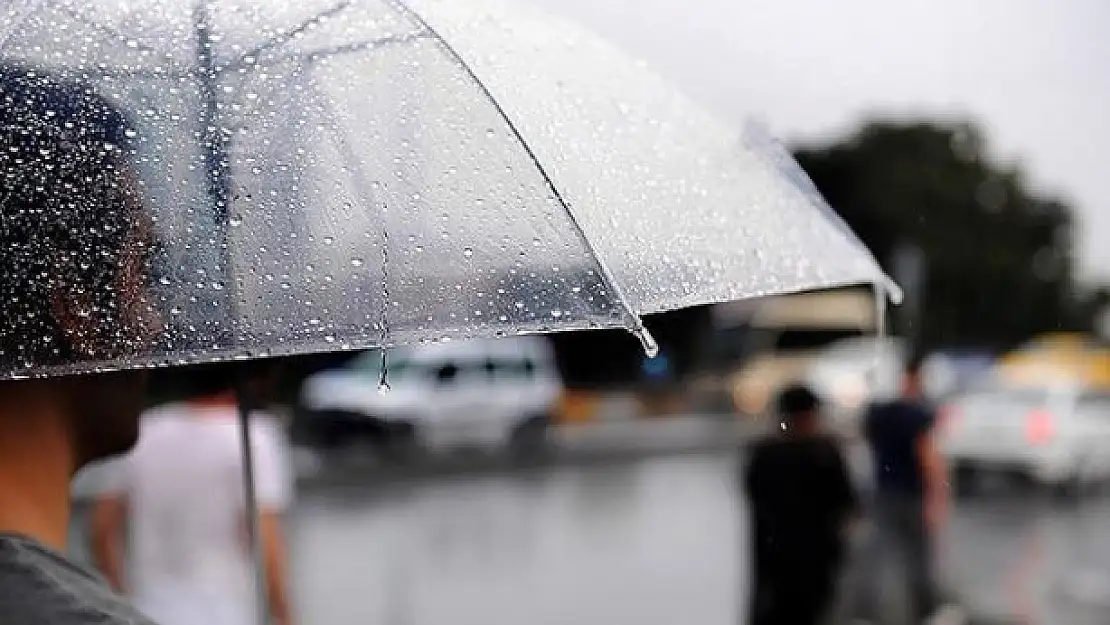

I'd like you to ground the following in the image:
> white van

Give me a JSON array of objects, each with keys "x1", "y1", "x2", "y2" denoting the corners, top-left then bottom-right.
[
  {"x1": 298, "y1": 336, "x2": 562, "y2": 454},
  {"x1": 723, "y1": 289, "x2": 878, "y2": 417}
]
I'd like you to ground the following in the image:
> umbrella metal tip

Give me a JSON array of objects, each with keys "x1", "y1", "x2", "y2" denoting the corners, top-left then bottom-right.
[{"x1": 634, "y1": 326, "x2": 659, "y2": 359}]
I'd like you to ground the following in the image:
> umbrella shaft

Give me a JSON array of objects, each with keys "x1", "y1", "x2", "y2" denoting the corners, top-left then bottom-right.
[{"x1": 237, "y1": 387, "x2": 271, "y2": 625}]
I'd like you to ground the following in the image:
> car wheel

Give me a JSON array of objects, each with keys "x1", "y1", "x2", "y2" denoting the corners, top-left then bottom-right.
[
  {"x1": 1050, "y1": 475, "x2": 1083, "y2": 501},
  {"x1": 509, "y1": 414, "x2": 551, "y2": 458},
  {"x1": 378, "y1": 421, "x2": 419, "y2": 463},
  {"x1": 951, "y1": 465, "x2": 979, "y2": 498}
]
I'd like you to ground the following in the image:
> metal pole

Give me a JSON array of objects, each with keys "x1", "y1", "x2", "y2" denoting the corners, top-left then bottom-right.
[
  {"x1": 891, "y1": 241, "x2": 926, "y2": 351},
  {"x1": 236, "y1": 375, "x2": 272, "y2": 625}
]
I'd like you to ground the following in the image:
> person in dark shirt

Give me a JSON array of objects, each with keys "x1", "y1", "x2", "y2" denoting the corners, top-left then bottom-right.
[
  {"x1": 858, "y1": 354, "x2": 953, "y2": 624},
  {"x1": 745, "y1": 384, "x2": 859, "y2": 625}
]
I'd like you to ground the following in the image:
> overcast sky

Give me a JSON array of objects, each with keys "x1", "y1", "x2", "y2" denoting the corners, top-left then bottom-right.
[{"x1": 526, "y1": 0, "x2": 1110, "y2": 281}]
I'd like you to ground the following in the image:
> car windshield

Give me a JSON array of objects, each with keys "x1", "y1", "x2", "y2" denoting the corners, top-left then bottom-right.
[
  {"x1": 958, "y1": 383, "x2": 1060, "y2": 407},
  {"x1": 769, "y1": 329, "x2": 863, "y2": 353}
]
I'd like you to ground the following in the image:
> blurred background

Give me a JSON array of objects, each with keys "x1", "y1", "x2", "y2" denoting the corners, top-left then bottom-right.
[{"x1": 68, "y1": 1, "x2": 1110, "y2": 623}]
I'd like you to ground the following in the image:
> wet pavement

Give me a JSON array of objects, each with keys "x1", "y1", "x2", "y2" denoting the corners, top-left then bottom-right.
[{"x1": 70, "y1": 435, "x2": 1110, "y2": 625}]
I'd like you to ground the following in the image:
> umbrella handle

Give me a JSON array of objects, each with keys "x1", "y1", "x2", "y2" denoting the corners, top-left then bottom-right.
[{"x1": 237, "y1": 379, "x2": 272, "y2": 625}]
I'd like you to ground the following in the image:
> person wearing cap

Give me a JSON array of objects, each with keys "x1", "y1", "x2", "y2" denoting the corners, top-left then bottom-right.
[{"x1": 744, "y1": 384, "x2": 859, "y2": 625}]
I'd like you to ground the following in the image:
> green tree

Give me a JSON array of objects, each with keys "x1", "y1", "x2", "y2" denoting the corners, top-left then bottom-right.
[{"x1": 794, "y1": 120, "x2": 1088, "y2": 350}]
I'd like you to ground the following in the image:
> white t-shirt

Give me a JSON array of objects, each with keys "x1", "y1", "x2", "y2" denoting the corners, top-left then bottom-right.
[{"x1": 97, "y1": 402, "x2": 294, "y2": 625}]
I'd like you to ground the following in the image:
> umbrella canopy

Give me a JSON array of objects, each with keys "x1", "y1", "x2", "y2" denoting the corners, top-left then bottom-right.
[{"x1": 0, "y1": 0, "x2": 897, "y2": 379}]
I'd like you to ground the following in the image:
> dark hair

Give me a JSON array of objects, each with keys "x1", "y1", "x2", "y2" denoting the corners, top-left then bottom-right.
[
  {"x1": 0, "y1": 63, "x2": 138, "y2": 372},
  {"x1": 776, "y1": 384, "x2": 821, "y2": 421},
  {"x1": 153, "y1": 359, "x2": 285, "y2": 403},
  {"x1": 904, "y1": 351, "x2": 928, "y2": 377}
]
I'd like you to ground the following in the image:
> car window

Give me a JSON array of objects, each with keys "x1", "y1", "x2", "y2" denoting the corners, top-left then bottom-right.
[
  {"x1": 499, "y1": 358, "x2": 537, "y2": 380},
  {"x1": 348, "y1": 351, "x2": 416, "y2": 379},
  {"x1": 959, "y1": 387, "x2": 1055, "y2": 409},
  {"x1": 434, "y1": 362, "x2": 460, "y2": 386}
]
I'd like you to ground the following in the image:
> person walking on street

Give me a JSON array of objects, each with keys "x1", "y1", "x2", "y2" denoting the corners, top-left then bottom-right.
[
  {"x1": 745, "y1": 384, "x2": 859, "y2": 625},
  {"x1": 90, "y1": 364, "x2": 295, "y2": 625},
  {"x1": 858, "y1": 354, "x2": 963, "y2": 625}
]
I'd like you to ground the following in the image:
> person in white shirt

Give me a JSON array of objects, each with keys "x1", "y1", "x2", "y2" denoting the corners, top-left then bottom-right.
[{"x1": 89, "y1": 364, "x2": 295, "y2": 625}]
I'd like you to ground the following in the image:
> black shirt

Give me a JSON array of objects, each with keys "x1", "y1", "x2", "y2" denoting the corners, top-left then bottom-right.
[
  {"x1": 0, "y1": 533, "x2": 159, "y2": 624},
  {"x1": 864, "y1": 398, "x2": 935, "y2": 497},
  {"x1": 744, "y1": 434, "x2": 858, "y2": 571}
]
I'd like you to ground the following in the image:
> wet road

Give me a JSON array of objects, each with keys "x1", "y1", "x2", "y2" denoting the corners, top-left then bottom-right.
[
  {"x1": 70, "y1": 445, "x2": 1110, "y2": 625},
  {"x1": 287, "y1": 453, "x2": 745, "y2": 625}
]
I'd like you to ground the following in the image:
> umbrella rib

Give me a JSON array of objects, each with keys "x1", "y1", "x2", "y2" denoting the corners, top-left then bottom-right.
[
  {"x1": 248, "y1": 31, "x2": 431, "y2": 68},
  {"x1": 229, "y1": 0, "x2": 355, "y2": 68},
  {"x1": 388, "y1": 0, "x2": 654, "y2": 347}
]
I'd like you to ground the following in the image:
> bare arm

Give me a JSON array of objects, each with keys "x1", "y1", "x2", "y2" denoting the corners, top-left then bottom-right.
[
  {"x1": 916, "y1": 428, "x2": 949, "y2": 531},
  {"x1": 258, "y1": 509, "x2": 293, "y2": 625},
  {"x1": 90, "y1": 494, "x2": 128, "y2": 594}
]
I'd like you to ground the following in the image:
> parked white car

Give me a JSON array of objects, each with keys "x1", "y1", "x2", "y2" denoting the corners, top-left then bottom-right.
[
  {"x1": 299, "y1": 337, "x2": 563, "y2": 454},
  {"x1": 938, "y1": 382, "x2": 1110, "y2": 495}
]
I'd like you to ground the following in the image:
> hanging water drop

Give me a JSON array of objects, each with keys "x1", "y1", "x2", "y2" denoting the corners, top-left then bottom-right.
[{"x1": 377, "y1": 350, "x2": 391, "y2": 394}]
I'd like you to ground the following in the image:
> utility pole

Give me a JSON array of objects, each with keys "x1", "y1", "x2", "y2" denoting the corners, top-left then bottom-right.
[{"x1": 891, "y1": 241, "x2": 926, "y2": 352}]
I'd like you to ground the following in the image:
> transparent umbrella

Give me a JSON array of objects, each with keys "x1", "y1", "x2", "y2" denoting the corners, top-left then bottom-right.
[
  {"x1": 0, "y1": 0, "x2": 897, "y2": 382},
  {"x1": 0, "y1": 0, "x2": 898, "y2": 621}
]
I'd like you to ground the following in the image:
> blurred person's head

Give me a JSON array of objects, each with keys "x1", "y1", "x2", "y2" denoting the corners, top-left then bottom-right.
[
  {"x1": 776, "y1": 384, "x2": 822, "y2": 435},
  {"x1": 172, "y1": 360, "x2": 285, "y2": 409},
  {"x1": 0, "y1": 63, "x2": 158, "y2": 546},
  {"x1": 901, "y1": 352, "x2": 928, "y2": 399}
]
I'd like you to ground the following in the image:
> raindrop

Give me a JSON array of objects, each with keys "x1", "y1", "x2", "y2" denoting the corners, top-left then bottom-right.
[
  {"x1": 350, "y1": 258, "x2": 365, "y2": 268},
  {"x1": 229, "y1": 216, "x2": 243, "y2": 227},
  {"x1": 377, "y1": 351, "x2": 390, "y2": 394},
  {"x1": 463, "y1": 247, "x2": 474, "y2": 259}
]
